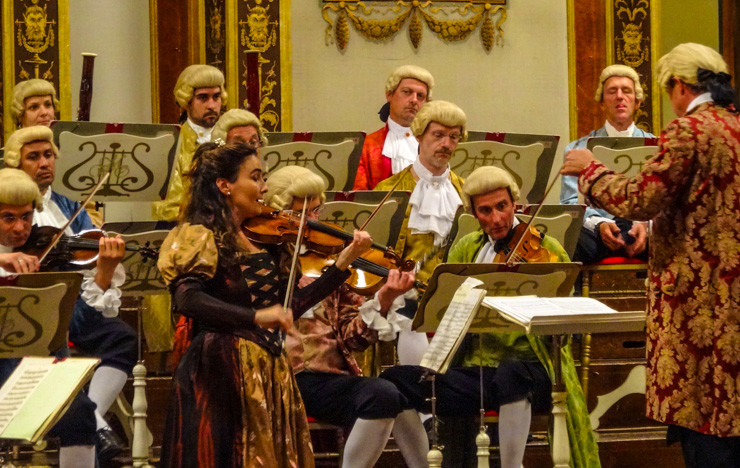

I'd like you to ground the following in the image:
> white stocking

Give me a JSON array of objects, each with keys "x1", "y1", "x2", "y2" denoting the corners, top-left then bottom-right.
[
  {"x1": 391, "y1": 409, "x2": 429, "y2": 468},
  {"x1": 87, "y1": 366, "x2": 128, "y2": 429},
  {"x1": 59, "y1": 445, "x2": 95, "y2": 468},
  {"x1": 397, "y1": 330, "x2": 428, "y2": 365},
  {"x1": 342, "y1": 417, "x2": 394, "y2": 468},
  {"x1": 498, "y1": 399, "x2": 531, "y2": 468}
]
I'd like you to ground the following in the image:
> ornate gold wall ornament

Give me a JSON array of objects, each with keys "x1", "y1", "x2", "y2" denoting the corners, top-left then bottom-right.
[
  {"x1": 16, "y1": 0, "x2": 56, "y2": 79},
  {"x1": 322, "y1": 1, "x2": 507, "y2": 52},
  {"x1": 3, "y1": 0, "x2": 70, "y2": 140},
  {"x1": 607, "y1": 0, "x2": 659, "y2": 134}
]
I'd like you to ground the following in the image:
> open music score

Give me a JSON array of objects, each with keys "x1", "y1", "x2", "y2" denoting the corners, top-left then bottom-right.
[
  {"x1": 480, "y1": 296, "x2": 645, "y2": 335},
  {"x1": 0, "y1": 357, "x2": 99, "y2": 442},
  {"x1": 419, "y1": 278, "x2": 487, "y2": 374}
]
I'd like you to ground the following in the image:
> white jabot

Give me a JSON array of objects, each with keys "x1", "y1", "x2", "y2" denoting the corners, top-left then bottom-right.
[
  {"x1": 34, "y1": 189, "x2": 74, "y2": 235},
  {"x1": 604, "y1": 120, "x2": 636, "y2": 137},
  {"x1": 686, "y1": 92, "x2": 713, "y2": 114},
  {"x1": 407, "y1": 159, "x2": 462, "y2": 246},
  {"x1": 474, "y1": 217, "x2": 520, "y2": 264},
  {"x1": 188, "y1": 119, "x2": 214, "y2": 144},
  {"x1": 382, "y1": 118, "x2": 418, "y2": 174}
]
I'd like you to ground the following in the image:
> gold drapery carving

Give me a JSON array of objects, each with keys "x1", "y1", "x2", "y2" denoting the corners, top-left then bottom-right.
[
  {"x1": 2, "y1": 0, "x2": 70, "y2": 139},
  {"x1": 606, "y1": 0, "x2": 660, "y2": 133},
  {"x1": 322, "y1": 1, "x2": 507, "y2": 52}
]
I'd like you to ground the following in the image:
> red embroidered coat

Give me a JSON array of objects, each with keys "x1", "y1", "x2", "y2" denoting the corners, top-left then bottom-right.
[
  {"x1": 353, "y1": 125, "x2": 392, "y2": 190},
  {"x1": 579, "y1": 102, "x2": 740, "y2": 437}
]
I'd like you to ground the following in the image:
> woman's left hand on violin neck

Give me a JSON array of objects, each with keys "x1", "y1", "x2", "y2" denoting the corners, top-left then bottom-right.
[
  {"x1": 93, "y1": 235, "x2": 125, "y2": 290},
  {"x1": 376, "y1": 268, "x2": 416, "y2": 316},
  {"x1": 333, "y1": 230, "x2": 373, "y2": 271}
]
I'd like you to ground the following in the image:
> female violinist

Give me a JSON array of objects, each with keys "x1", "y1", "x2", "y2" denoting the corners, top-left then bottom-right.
[
  {"x1": 157, "y1": 143, "x2": 372, "y2": 468},
  {"x1": 263, "y1": 165, "x2": 428, "y2": 468}
]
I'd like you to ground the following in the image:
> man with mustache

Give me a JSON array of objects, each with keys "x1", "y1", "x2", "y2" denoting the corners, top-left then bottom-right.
[
  {"x1": 3, "y1": 126, "x2": 136, "y2": 462},
  {"x1": 10, "y1": 78, "x2": 59, "y2": 128},
  {"x1": 374, "y1": 100, "x2": 466, "y2": 366},
  {"x1": 153, "y1": 64, "x2": 226, "y2": 220},
  {"x1": 560, "y1": 64, "x2": 654, "y2": 265},
  {"x1": 353, "y1": 65, "x2": 435, "y2": 190}
]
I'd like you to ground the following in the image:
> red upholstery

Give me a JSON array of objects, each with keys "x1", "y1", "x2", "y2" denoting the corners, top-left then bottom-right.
[
  {"x1": 595, "y1": 256, "x2": 646, "y2": 265},
  {"x1": 484, "y1": 410, "x2": 499, "y2": 418}
]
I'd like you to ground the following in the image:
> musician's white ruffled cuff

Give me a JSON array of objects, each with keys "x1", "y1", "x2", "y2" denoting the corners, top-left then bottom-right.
[
  {"x1": 80, "y1": 264, "x2": 126, "y2": 318},
  {"x1": 360, "y1": 291, "x2": 408, "y2": 341}
]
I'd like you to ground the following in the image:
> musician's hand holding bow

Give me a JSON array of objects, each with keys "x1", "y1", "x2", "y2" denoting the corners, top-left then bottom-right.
[
  {"x1": 377, "y1": 269, "x2": 416, "y2": 316},
  {"x1": 255, "y1": 304, "x2": 293, "y2": 332},
  {"x1": 0, "y1": 252, "x2": 40, "y2": 273},
  {"x1": 94, "y1": 235, "x2": 125, "y2": 290},
  {"x1": 334, "y1": 230, "x2": 373, "y2": 271},
  {"x1": 625, "y1": 221, "x2": 648, "y2": 257},
  {"x1": 561, "y1": 148, "x2": 596, "y2": 176}
]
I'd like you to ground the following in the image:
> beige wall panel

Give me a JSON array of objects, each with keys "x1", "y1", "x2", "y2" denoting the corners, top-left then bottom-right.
[
  {"x1": 69, "y1": 0, "x2": 152, "y2": 123},
  {"x1": 291, "y1": 2, "x2": 569, "y2": 202}
]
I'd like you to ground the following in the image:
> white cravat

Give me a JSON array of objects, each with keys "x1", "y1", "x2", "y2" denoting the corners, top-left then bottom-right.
[
  {"x1": 604, "y1": 120, "x2": 636, "y2": 137},
  {"x1": 407, "y1": 159, "x2": 462, "y2": 246},
  {"x1": 382, "y1": 118, "x2": 418, "y2": 174},
  {"x1": 34, "y1": 189, "x2": 74, "y2": 235},
  {"x1": 474, "y1": 218, "x2": 520, "y2": 264},
  {"x1": 188, "y1": 119, "x2": 214, "y2": 144}
]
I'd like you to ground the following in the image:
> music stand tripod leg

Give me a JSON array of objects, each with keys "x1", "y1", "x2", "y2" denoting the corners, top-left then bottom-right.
[
  {"x1": 427, "y1": 374, "x2": 443, "y2": 468},
  {"x1": 550, "y1": 335, "x2": 570, "y2": 468}
]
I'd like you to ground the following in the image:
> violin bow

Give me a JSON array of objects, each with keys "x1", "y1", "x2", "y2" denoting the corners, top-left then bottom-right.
[
  {"x1": 281, "y1": 198, "x2": 310, "y2": 339},
  {"x1": 504, "y1": 172, "x2": 561, "y2": 265},
  {"x1": 38, "y1": 171, "x2": 111, "y2": 265},
  {"x1": 357, "y1": 166, "x2": 408, "y2": 232}
]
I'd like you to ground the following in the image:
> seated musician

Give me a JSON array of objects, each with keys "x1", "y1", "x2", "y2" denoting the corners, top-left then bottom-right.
[
  {"x1": 211, "y1": 108, "x2": 268, "y2": 148},
  {"x1": 10, "y1": 78, "x2": 58, "y2": 128},
  {"x1": 0, "y1": 167, "x2": 112, "y2": 468},
  {"x1": 353, "y1": 65, "x2": 435, "y2": 190},
  {"x1": 374, "y1": 100, "x2": 467, "y2": 366},
  {"x1": 153, "y1": 64, "x2": 226, "y2": 221},
  {"x1": 263, "y1": 165, "x2": 428, "y2": 468},
  {"x1": 380, "y1": 166, "x2": 599, "y2": 468},
  {"x1": 560, "y1": 64, "x2": 653, "y2": 265},
  {"x1": 3, "y1": 126, "x2": 136, "y2": 461}
]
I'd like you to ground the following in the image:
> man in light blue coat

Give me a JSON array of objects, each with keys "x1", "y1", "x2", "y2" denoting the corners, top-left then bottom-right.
[{"x1": 561, "y1": 64, "x2": 653, "y2": 264}]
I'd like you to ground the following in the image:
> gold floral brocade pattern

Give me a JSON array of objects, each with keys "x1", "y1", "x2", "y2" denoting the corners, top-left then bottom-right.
[{"x1": 578, "y1": 103, "x2": 740, "y2": 437}]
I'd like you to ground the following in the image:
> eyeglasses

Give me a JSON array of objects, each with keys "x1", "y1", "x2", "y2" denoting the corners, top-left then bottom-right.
[{"x1": 0, "y1": 212, "x2": 34, "y2": 224}]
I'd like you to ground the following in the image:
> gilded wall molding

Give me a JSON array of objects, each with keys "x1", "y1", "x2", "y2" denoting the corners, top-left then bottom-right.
[
  {"x1": 322, "y1": 1, "x2": 507, "y2": 52},
  {"x1": 3, "y1": 0, "x2": 70, "y2": 139},
  {"x1": 606, "y1": 0, "x2": 661, "y2": 133},
  {"x1": 201, "y1": 0, "x2": 290, "y2": 131}
]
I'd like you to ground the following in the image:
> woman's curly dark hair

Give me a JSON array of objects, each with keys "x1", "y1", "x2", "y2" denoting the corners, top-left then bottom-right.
[{"x1": 182, "y1": 142, "x2": 260, "y2": 265}]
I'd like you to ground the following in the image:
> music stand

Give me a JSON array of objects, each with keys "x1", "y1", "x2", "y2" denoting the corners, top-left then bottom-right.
[
  {"x1": 414, "y1": 263, "x2": 644, "y2": 468},
  {"x1": 1, "y1": 272, "x2": 83, "y2": 357},
  {"x1": 102, "y1": 224, "x2": 168, "y2": 468},
  {"x1": 49, "y1": 121, "x2": 180, "y2": 223}
]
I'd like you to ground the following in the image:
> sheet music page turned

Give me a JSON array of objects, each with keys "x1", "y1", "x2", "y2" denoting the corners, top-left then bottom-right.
[
  {"x1": 419, "y1": 277, "x2": 487, "y2": 374},
  {"x1": 0, "y1": 357, "x2": 99, "y2": 442},
  {"x1": 481, "y1": 296, "x2": 618, "y2": 333}
]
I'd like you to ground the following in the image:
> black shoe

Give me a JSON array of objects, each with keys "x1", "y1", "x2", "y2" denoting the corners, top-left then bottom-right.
[{"x1": 96, "y1": 427, "x2": 125, "y2": 462}]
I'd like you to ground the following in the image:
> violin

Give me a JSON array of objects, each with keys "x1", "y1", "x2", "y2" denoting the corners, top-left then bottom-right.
[
  {"x1": 242, "y1": 205, "x2": 346, "y2": 255},
  {"x1": 18, "y1": 225, "x2": 158, "y2": 269},
  {"x1": 493, "y1": 223, "x2": 559, "y2": 264},
  {"x1": 300, "y1": 248, "x2": 425, "y2": 296},
  {"x1": 244, "y1": 205, "x2": 423, "y2": 294}
]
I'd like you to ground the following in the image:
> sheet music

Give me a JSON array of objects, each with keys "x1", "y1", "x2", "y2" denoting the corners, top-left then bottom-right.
[
  {"x1": 481, "y1": 296, "x2": 618, "y2": 333},
  {"x1": 420, "y1": 277, "x2": 486, "y2": 373},
  {"x1": 0, "y1": 358, "x2": 52, "y2": 434}
]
